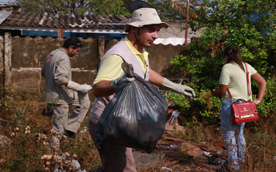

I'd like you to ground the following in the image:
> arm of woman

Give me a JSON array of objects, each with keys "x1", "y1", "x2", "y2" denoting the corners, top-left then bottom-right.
[
  {"x1": 211, "y1": 84, "x2": 228, "y2": 97},
  {"x1": 251, "y1": 72, "x2": 266, "y2": 104},
  {"x1": 200, "y1": 84, "x2": 228, "y2": 109}
]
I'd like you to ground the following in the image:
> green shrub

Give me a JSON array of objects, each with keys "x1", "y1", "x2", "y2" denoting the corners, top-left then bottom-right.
[
  {"x1": 167, "y1": 1, "x2": 276, "y2": 170},
  {"x1": 169, "y1": 0, "x2": 276, "y2": 125}
]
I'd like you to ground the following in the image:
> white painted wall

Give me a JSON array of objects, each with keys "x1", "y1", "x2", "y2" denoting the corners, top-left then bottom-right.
[{"x1": 158, "y1": 20, "x2": 203, "y2": 39}]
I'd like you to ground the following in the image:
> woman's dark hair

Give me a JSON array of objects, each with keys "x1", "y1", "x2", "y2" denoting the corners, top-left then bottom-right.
[
  {"x1": 63, "y1": 37, "x2": 83, "y2": 49},
  {"x1": 224, "y1": 45, "x2": 244, "y2": 71}
]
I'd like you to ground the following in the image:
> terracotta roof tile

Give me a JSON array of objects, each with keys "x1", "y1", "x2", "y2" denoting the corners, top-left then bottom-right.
[{"x1": 1, "y1": 11, "x2": 129, "y2": 31}]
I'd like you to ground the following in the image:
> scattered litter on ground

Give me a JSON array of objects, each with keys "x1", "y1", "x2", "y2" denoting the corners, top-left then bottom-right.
[
  {"x1": 203, "y1": 151, "x2": 212, "y2": 157},
  {"x1": 79, "y1": 127, "x2": 88, "y2": 134},
  {"x1": 0, "y1": 135, "x2": 11, "y2": 147},
  {"x1": 161, "y1": 166, "x2": 173, "y2": 171},
  {"x1": 167, "y1": 110, "x2": 180, "y2": 125},
  {"x1": 161, "y1": 144, "x2": 180, "y2": 150},
  {"x1": 208, "y1": 157, "x2": 226, "y2": 166}
]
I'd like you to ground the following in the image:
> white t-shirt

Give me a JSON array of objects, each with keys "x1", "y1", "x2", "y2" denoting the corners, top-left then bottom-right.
[{"x1": 219, "y1": 62, "x2": 257, "y2": 102}]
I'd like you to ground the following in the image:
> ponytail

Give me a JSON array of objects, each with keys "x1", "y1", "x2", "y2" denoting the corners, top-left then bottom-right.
[{"x1": 224, "y1": 45, "x2": 244, "y2": 71}]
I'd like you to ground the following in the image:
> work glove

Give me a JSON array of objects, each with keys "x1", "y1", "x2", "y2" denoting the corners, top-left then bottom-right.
[
  {"x1": 76, "y1": 84, "x2": 92, "y2": 93},
  {"x1": 67, "y1": 81, "x2": 81, "y2": 90},
  {"x1": 200, "y1": 90, "x2": 213, "y2": 109},
  {"x1": 67, "y1": 81, "x2": 92, "y2": 93},
  {"x1": 162, "y1": 78, "x2": 196, "y2": 98},
  {"x1": 111, "y1": 74, "x2": 135, "y2": 90}
]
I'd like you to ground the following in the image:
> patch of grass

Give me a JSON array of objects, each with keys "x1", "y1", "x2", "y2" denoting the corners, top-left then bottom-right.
[
  {"x1": 175, "y1": 113, "x2": 276, "y2": 171},
  {"x1": 0, "y1": 89, "x2": 100, "y2": 171},
  {"x1": 245, "y1": 117, "x2": 276, "y2": 171}
]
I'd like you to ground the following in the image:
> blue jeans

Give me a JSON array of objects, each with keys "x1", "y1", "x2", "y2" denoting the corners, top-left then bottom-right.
[{"x1": 221, "y1": 99, "x2": 246, "y2": 170}]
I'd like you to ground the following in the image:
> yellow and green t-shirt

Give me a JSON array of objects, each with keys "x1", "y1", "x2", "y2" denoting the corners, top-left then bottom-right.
[{"x1": 93, "y1": 37, "x2": 148, "y2": 85}]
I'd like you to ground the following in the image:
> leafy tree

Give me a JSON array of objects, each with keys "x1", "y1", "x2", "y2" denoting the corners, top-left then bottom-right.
[
  {"x1": 16, "y1": 0, "x2": 187, "y2": 19},
  {"x1": 174, "y1": 0, "x2": 276, "y2": 85},
  {"x1": 16, "y1": 0, "x2": 94, "y2": 15},
  {"x1": 91, "y1": 0, "x2": 131, "y2": 16},
  {"x1": 148, "y1": 0, "x2": 186, "y2": 20},
  {"x1": 168, "y1": 0, "x2": 276, "y2": 124},
  {"x1": 16, "y1": 0, "x2": 131, "y2": 15}
]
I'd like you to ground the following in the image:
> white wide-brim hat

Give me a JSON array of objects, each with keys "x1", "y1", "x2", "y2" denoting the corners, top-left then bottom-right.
[{"x1": 124, "y1": 8, "x2": 169, "y2": 32}]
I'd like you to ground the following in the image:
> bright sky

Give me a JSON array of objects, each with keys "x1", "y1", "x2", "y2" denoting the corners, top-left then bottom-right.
[{"x1": 0, "y1": 0, "x2": 16, "y2": 4}]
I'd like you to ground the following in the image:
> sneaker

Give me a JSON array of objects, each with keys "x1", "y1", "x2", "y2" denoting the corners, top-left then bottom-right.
[{"x1": 64, "y1": 130, "x2": 76, "y2": 139}]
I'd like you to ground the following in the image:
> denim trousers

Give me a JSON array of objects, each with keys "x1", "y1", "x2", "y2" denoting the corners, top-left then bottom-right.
[{"x1": 221, "y1": 99, "x2": 246, "y2": 170}]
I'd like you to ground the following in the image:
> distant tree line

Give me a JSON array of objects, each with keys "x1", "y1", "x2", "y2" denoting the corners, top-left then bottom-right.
[{"x1": 16, "y1": 0, "x2": 187, "y2": 20}]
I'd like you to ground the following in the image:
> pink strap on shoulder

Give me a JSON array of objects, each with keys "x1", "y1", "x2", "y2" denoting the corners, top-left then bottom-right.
[{"x1": 244, "y1": 62, "x2": 251, "y2": 96}]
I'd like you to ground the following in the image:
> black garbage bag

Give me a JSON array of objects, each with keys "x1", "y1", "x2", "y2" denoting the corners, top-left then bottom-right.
[{"x1": 96, "y1": 63, "x2": 168, "y2": 153}]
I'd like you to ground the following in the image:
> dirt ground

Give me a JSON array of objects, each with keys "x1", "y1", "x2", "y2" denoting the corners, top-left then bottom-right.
[
  {"x1": 133, "y1": 124, "x2": 227, "y2": 172},
  {"x1": 0, "y1": 101, "x2": 228, "y2": 172}
]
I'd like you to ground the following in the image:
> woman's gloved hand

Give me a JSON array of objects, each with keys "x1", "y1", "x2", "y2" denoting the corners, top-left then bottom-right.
[{"x1": 200, "y1": 90, "x2": 213, "y2": 109}]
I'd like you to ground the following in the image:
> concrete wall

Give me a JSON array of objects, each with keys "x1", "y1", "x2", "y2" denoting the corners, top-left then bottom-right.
[
  {"x1": 0, "y1": 33, "x2": 187, "y2": 101},
  {"x1": 0, "y1": 34, "x2": 99, "y2": 101},
  {"x1": 147, "y1": 44, "x2": 187, "y2": 76},
  {"x1": 158, "y1": 20, "x2": 203, "y2": 40}
]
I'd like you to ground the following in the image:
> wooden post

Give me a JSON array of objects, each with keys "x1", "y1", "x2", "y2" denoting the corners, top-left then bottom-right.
[
  {"x1": 0, "y1": 36, "x2": 3, "y2": 99},
  {"x1": 4, "y1": 32, "x2": 12, "y2": 87},
  {"x1": 0, "y1": 36, "x2": 3, "y2": 85},
  {"x1": 185, "y1": 0, "x2": 190, "y2": 46},
  {"x1": 98, "y1": 36, "x2": 105, "y2": 60},
  {"x1": 58, "y1": 27, "x2": 63, "y2": 38}
]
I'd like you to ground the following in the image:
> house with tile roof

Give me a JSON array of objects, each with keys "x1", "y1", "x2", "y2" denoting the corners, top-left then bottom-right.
[
  {"x1": 0, "y1": 4, "x2": 203, "y2": 45},
  {"x1": 0, "y1": 4, "x2": 202, "y2": 97},
  {"x1": 0, "y1": 5, "x2": 128, "y2": 40}
]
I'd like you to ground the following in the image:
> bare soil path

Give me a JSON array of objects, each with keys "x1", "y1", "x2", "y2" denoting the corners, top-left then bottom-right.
[{"x1": 134, "y1": 124, "x2": 227, "y2": 172}]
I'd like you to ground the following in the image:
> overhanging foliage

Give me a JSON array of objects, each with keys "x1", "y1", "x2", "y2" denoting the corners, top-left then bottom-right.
[{"x1": 168, "y1": 0, "x2": 276, "y2": 124}]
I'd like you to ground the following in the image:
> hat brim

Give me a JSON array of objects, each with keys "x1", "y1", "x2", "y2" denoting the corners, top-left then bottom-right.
[{"x1": 124, "y1": 22, "x2": 169, "y2": 32}]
